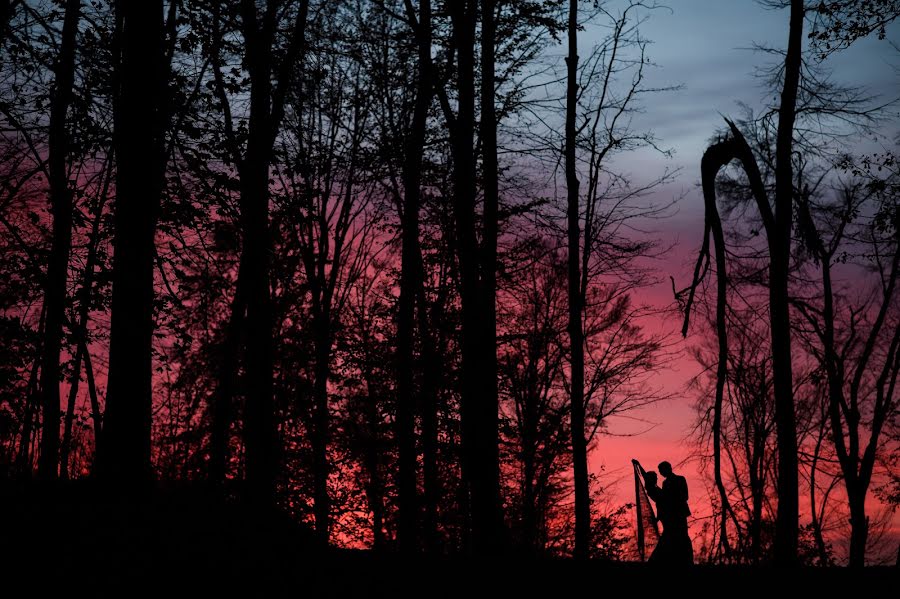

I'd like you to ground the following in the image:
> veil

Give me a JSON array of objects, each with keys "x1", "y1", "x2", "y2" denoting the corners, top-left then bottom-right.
[{"x1": 633, "y1": 460, "x2": 660, "y2": 561}]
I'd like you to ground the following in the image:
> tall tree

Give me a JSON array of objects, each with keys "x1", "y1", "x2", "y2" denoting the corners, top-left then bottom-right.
[
  {"x1": 769, "y1": 0, "x2": 804, "y2": 564},
  {"x1": 683, "y1": 127, "x2": 754, "y2": 560},
  {"x1": 559, "y1": 0, "x2": 674, "y2": 559},
  {"x1": 286, "y1": 34, "x2": 373, "y2": 543},
  {"x1": 794, "y1": 176, "x2": 900, "y2": 567},
  {"x1": 445, "y1": 0, "x2": 503, "y2": 554},
  {"x1": 95, "y1": 0, "x2": 172, "y2": 483},
  {"x1": 497, "y1": 240, "x2": 570, "y2": 554},
  {"x1": 206, "y1": 0, "x2": 310, "y2": 505},
  {"x1": 395, "y1": 0, "x2": 433, "y2": 553},
  {"x1": 59, "y1": 160, "x2": 110, "y2": 478},
  {"x1": 681, "y1": 1, "x2": 804, "y2": 563},
  {"x1": 37, "y1": 0, "x2": 81, "y2": 479},
  {"x1": 564, "y1": 0, "x2": 590, "y2": 560},
  {"x1": 205, "y1": 0, "x2": 244, "y2": 489},
  {"x1": 479, "y1": 0, "x2": 504, "y2": 554}
]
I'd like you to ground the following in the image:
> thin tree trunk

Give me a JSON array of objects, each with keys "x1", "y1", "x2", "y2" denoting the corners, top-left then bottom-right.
[
  {"x1": 809, "y1": 416, "x2": 830, "y2": 565},
  {"x1": 82, "y1": 336, "x2": 101, "y2": 444},
  {"x1": 59, "y1": 343, "x2": 83, "y2": 479},
  {"x1": 448, "y1": 0, "x2": 485, "y2": 554},
  {"x1": 396, "y1": 0, "x2": 433, "y2": 553},
  {"x1": 701, "y1": 138, "x2": 737, "y2": 560},
  {"x1": 819, "y1": 251, "x2": 856, "y2": 565},
  {"x1": 311, "y1": 313, "x2": 331, "y2": 543},
  {"x1": 565, "y1": 0, "x2": 590, "y2": 560},
  {"x1": 522, "y1": 393, "x2": 538, "y2": 552},
  {"x1": 360, "y1": 345, "x2": 385, "y2": 550},
  {"x1": 416, "y1": 274, "x2": 441, "y2": 554},
  {"x1": 60, "y1": 162, "x2": 109, "y2": 478},
  {"x1": 771, "y1": 0, "x2": 804, "y2": 565},
  {"x1": 38, "y1": 0, "x2": 81, "y2": 480},
  {"x1": 750, "y1": 459, "x2": 764, "y2": 563},
  {"x1": 479, "y1": 0, "x2": 503, "y2": 554},
  {"x1": 208, "y1": 257, "x2": 247, "y2": 486},
  {"x1": 17, "y1": 311, "x2": 43, "y2": 477}
]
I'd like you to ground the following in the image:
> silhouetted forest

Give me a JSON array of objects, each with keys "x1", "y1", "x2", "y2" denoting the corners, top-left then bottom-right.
[{"x1": 0, "y1": 0, "x2": 898, "y2": 579}]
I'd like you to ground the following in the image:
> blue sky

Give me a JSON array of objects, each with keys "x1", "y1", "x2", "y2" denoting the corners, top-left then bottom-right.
[
  {"x1": 569, "y1": 0, "x2": 900, "y2": 305},
  {"x1": 601, "y1": 0, "x2": 900, "y2": 177},
  {"x1": 566, "y1": 0, "x2": 900, "y2": 248}
]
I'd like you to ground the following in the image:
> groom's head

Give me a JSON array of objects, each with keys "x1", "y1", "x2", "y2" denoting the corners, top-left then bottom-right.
[{"x1": 658, "y1": 461, "x2": 673, "y2": 478}]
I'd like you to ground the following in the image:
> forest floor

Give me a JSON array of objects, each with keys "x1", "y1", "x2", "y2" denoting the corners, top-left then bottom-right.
[{"x1": 1, "y1": 481, "x2": 894, "y2": 594}]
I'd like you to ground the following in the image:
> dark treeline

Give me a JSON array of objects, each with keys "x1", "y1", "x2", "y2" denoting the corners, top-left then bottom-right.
[{"x1": 0, "y1": 0, "x2": 897, "y2": 567}]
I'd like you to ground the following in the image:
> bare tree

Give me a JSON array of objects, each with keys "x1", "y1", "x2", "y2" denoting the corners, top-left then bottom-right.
[
  {"x1": 682, "y1": 0, "x2": 900, "y2": 563},
  {"x1": 444, "y1": 0, "x2": 504, "y2": 554},
  {"x1": 394, "y1": 0, "x2": 433, "y2": 553},
  {"x1": 36, "y1": 0, "x2": 81, "y2": 480},
  {"x1": 561, "y1": 0, "x2": 675, "y2": 559},
  {"x1": 793, "y1": 175, "x2": 899, "y2": 566},
  {"x1": 204, "y1": 0, "x2": 310, "y2": 504},
  {"x1": 564, "y1": 0, "x2": 590, "y2": 559},
  {"x1": 498, "y1": 239, "x2": 569, "y2": 553},
  {"x1": 278, "y1": 20, "x2": 377, "y2": 541}
]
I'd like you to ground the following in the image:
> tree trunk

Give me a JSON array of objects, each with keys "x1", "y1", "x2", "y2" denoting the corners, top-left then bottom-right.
[
  {"x1": 848, "y1": 485, "x2": 868, "y2": 567},
  {"x1": 522, "y1": 401, "x2": 537, "y2": 553},
  {"x1": 417, "y1": 275, "x2": 441, "y2": 553},
  {"x1": 565, "y1": 0, "x2": 590, "y2": 560},
  {"x1": 751, "y1": 465, "x2": 764, "y2": 563},
  {"x1": 771, "y1": 0, "x2": 804, "y2": 566},
  {"x1": 311, "y1": 313, "x2": 331, "y2": 544},
  {"x1": 239, "y1": 153, "x2": 276, "y2": 504},
  {"x1": 17, "y1": 315, "x2": 43, "y2": 477},
  {"x1": 396, "y1": 0, "x2": 432, "y2": 553},
  {"x1": 96, "y1": 0, "x2": 168, "y2": 484},
  {"x1": 361, "y1": 353, "x2": 386, "y2": 550},
  {"x1": 395, "y1": 174, "x2": 419, "y2": 552},
  {"x1": 701, "y1": 138, "x2": 738, "y2": 559},
  {"x1": 82, "y1": 336, "x2": 101, "y2": 444},
  {"x1": 38, "y1": 0, "x2": 81, "y2": 480},
  {"x1": 60, "y1": 164, "x2": 109, "y2": 478},
  {"x1": 236, "y1": 0, "x2": 309, "y2": 508},
  {"x1": 59, "y1": 342, "x2": 83, "y2": 479},
  {"x1": 208, "y1": 256, "x2": 247, "y2": 486},
  {"x1": 449, "y1": 0, "x2": 485, "y2": 554},
  {"x1": 479, "y1": 0, "x2": 503, "y2": 554},
  {"x1": 809, "y1": 418, "x2": 830, "y2": 565}
]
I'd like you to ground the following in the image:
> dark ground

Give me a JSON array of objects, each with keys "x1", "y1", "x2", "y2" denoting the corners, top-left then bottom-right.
[{"x1": 1, "y1": 482, "x2": 895, "y2": 595}]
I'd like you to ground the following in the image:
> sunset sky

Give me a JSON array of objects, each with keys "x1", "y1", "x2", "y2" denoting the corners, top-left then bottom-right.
[
  {"x1": 576, "y1": 0, "x2": 900, "y2": 545},
  {"x1": 3, "y1": 0, "x2": 898, "y2": 565}
]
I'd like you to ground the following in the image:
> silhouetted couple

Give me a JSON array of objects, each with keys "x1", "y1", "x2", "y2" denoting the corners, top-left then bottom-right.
[{"x1": 633, "y1": 459, "x2": 693, "y2": 566}]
